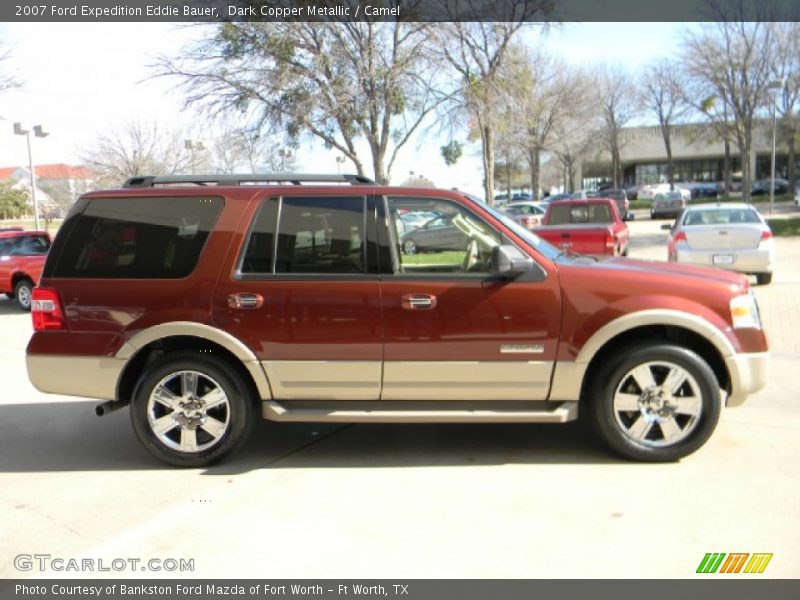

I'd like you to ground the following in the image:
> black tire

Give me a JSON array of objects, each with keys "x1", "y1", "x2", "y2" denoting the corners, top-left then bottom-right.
[
  {"x1": 130, "y1": 352, "x2": 255, "y2": 467},
  {"x1": 756, "y1": 272, "x2": 772, "y2": 285},
  {"x1": 589, "y1": 343, "x2": 721, "y2": 462},
  {"x1": 14, "y1": 279, "x2": 34, "y2": 311}
]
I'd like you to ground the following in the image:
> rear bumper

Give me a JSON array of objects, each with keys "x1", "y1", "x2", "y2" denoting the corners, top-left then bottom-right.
[
  {"x1": 725, "y1": 351, "x2": 769, "y2": 406},
  {"x1": 675, "y1": 247, "x2": 774, "y2": 274},
  {"x1": 26, "y1": 354, "x2": 124, "y2": 400}
]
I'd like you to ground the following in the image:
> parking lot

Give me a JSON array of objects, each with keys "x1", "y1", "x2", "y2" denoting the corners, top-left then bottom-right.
[{"x1": 1, "y1": 215, "x2": 798, "y2": 579}]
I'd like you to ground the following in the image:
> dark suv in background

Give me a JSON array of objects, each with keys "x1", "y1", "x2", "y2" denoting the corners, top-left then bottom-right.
[{"x1": 26, "y1": 174, "x2": 768, "y2": 466}]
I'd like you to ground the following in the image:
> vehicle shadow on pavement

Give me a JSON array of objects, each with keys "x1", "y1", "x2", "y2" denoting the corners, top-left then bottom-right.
[
  {"x1": 0, "y1": 297, "x2": 25, "y2": 316},
  {"x1": 0, "y1": 402, "x2": 617, "y2": 473}
]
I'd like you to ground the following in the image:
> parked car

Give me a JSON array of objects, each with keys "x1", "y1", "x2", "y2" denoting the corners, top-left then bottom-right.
[
  {"x1": 399, "y1": 214, "x2": 469, "y2": 254},
  {"x1": 535, "y1": 198, "x2": 630, "y2": 257},
  {"x1": 542, "y1": 192, "x2": 570, "y2": 204},
  {"x1": 596, "y1": 189, "x2": 630, "y2": 220},
  {"x1": 624, "y1": 184, "x2": 643, "y2": 201},
  {"x1": 501, "y1": 201, "x2": 547, "y2": 230},
  {"x1": 651, "y1": 190, "x2": 688, "y2": 219},
  {"x1": 665, "y1": 203, "x2": 775, "y2": 285},
  {"x1": 751, "y1": 178, "x2": 789, "y2": 196},
  {"x1": 0, "y1": 229, "x2": 51, "y2": 310},
  {"x1": 638, "y1": 183, "x2": 671, "y2": 201},
  {"x1": 26, "y1": 173, "x2": 768, "y2": 466}
]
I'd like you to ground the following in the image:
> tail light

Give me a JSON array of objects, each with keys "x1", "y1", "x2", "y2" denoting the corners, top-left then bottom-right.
[
  {"x1": 605, "y1": 233, "x2": 615, "y2": 252},
  {"x1": 31, "y1": 287, "x2": 66, "y2": 331},
  {"x1": 521, "y1": 216, "x2": 539, "y2": 228},
  {"x1": 673, "y1": 231, "x2": 687, "y2": 243},
  {"x1": 760, "y1": 230, "x2": 773, "y2": 241}
]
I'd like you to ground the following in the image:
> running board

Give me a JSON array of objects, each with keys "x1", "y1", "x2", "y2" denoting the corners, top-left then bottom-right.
[{"x1": 262, "y1": 400, "x2": 578, "y2": 423}]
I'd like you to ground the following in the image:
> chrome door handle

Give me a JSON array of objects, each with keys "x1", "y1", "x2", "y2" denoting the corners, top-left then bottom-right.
[
  {"x1": 401, "y1": 294, "x2": 437, "y2": 310},
  {"x1": 227, "y1": 293, "x2": 264, "y2": 309}
]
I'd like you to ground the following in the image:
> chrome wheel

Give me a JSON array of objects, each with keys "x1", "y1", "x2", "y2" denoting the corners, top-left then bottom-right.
[
  {"x1": 403, "y1": 240, "x2": 416, "y2": 255},
  {"x1": 146, "y1": 370, "x2": 231, "y2": 453},
  {"x1": 612, "y1": 360, "x2": 703, "y2": 448}
]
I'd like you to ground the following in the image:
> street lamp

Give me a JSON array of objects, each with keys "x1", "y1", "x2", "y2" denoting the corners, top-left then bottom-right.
[
  {"x1": 767, "y1": 79, "x2": 785, "y2": 215},
  {"x1": 335, "y1": 155, "x2": 345, "y2": 174},
  {"x1": 279, "y1": 148, "x2": 293, "y2": 171},
  {"x1": 13, "y1": 122, "x2": 49, "y2": 231},
  {"x1": 184, "y1": 140, "x2": 205, "y2": 175}
]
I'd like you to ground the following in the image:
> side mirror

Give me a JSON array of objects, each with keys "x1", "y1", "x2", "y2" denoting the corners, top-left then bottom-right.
[
  {"x1": 491, "y1": 244, "x2": 535, "y2": 277},
  {"x1": 660, "y1": 223, "x2": 673, "y2": 230}
]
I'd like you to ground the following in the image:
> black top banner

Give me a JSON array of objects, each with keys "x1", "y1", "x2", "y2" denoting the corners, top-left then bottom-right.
[{"x1": 4, "y1": 0, "x2": 800, "y2": 22}]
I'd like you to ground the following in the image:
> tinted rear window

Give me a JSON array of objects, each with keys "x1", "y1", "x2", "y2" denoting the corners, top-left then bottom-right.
[
  {"x1": 49, "y1": 196, "x2": 223, "y2": 278},
  {"x1": 548, "y1": 203, "x2": 612, "y2": 225}
]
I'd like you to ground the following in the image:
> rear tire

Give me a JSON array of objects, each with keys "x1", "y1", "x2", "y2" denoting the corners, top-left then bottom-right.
[
  {"x1": 14, "y1": 279, "x2": 34, "y2": 311},
  {"x1": 130, "y1": 352, "x2": 255, "y2": 467},
  {"x1": 589, "y1": 343, "x2": 721, "y2": 462},
  {"x1": 756, "y1": 272, "x2": 772, "y2": 285}
]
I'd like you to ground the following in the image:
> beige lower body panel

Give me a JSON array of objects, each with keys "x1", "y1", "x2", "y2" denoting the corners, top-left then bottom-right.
[
  {"x1": 26, "y1": 354, "x2": 124, "y2": 400},
  {"x1": 262, "y1": 360, "x2": 382, "y2": 401},
  {"x1": 382, "y1": 361, "x2": 552, "y2": 401}
]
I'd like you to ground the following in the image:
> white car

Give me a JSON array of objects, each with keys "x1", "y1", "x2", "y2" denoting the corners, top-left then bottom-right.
[
  {"x1": 637, "y1": 183, "x2": 671, "y2": 201},
  {"x1": 665, "y1": 203, "x2": 775, "y2": 285}
]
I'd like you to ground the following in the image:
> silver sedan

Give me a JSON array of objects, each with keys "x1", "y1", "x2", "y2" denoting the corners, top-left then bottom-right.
[{"x1": 664, "y1": 203, "x2": 775, "y2": 285}]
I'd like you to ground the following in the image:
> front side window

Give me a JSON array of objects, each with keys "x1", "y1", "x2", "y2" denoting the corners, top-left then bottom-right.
[
  {"x1": 240, "y1": 196, "x2": 366, "y2": 275},
  {"x1": 51, "y1": 196, "x2": 222, "y2": 278},
  {"x1": 387, "y1": 197, "x2": 501, "y2": 275}
]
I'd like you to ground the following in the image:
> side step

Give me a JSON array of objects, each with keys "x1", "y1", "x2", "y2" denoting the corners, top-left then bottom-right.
[{"x1": 263, "y1": 400, "x2": 578, "y2": 423}]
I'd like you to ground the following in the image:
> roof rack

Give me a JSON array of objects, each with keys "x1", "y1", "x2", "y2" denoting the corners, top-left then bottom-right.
[{"x1": 122, "y1": 173, "x2": 376, "y2": 188}]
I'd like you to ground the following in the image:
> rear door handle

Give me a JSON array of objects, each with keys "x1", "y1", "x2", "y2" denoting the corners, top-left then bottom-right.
[
  {"x1": 401, "y1": 294, "x2": 437, "y2": 310},
  {"x1": 227, "y1": 293, "x2": 264, "y2": 309}
]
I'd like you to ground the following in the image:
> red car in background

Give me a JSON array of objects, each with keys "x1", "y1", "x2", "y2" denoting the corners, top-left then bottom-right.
[
  {"x1": 535, "y1": 198, "x2": 630, "y2": 257},
  {"x1": 0, "y1": 229, "x2": 51, "y2": 310}
]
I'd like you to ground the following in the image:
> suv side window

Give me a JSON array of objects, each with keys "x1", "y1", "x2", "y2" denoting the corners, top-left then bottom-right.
[
  {"x1": 241, "y1": 196, "x2": 366, "y2": 275},
  {"x1": 49, "y1": 197, "x2": 222, "y2": 278},
  {"x1": 387, "y1": 197, "x2": 501, "y2": 275}
]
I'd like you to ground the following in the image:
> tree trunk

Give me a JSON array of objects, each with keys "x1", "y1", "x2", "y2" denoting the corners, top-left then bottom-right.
[
  {"x1": 530, "y1": 147, "x2": 541, "y2": 201},
  {"x1": 741, "y1": 140, "x2": 751, "y2": 204},
  {"x1": 723, "y1": 137, "x2": 731, "y2": 197},
  {"x1": 663, "y1": 131, "x2": 674, "y2": 191},
  {"x1": 788, "y1": 135, "x2": 796, "y2": 193},
  {"x1": 483, "y1": 125, "x2": 495, "y2": 206}
]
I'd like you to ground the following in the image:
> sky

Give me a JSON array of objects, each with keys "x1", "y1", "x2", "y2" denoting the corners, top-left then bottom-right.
[{"x1": 0, "y1": 21, "x2": 683, "y2": 197}]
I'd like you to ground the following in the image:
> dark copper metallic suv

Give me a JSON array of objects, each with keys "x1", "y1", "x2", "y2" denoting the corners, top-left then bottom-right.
[{"x1": 26, "y1": 174, "x2": 769, "y2": 466}]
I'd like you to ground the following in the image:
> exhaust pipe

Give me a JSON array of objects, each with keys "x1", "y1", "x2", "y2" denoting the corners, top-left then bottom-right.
[{"x1": 95, "y1": 401, "x2": 126, "y2": 417}]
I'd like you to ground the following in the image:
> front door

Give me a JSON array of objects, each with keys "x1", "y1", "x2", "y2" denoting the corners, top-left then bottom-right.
[
  {"x1": 213, "y1": 193, "x2": 383, "y2": 400},
  {"x1": 380, "y1": 195, "x2": 561, "y2": 401}
]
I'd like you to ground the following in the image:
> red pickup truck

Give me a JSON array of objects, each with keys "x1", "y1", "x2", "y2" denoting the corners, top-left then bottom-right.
[
  {"x1": 536, "y1": 198, "x2": 630, "y2": 257},
  {"x1": 0, "y1": 229, "x2": 51, "y2": 310}
]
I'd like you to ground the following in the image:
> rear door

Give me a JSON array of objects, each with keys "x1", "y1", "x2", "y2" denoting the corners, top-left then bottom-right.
[{"x1": 213, "y1": 192, "x2": 384, "y2": 400}]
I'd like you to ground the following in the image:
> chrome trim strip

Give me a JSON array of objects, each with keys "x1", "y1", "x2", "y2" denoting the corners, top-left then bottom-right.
[{"x1": 500, "y1": 344, "x2": 545, "y2": 354}]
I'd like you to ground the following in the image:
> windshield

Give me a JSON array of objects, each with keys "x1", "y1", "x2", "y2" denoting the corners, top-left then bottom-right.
[{"x1": 475, "y1": 199, "x2": 563, "y2": 261}]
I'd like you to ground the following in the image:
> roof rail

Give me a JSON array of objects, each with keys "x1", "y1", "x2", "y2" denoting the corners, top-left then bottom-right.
[{"x1": 122, "y1": 173, "x2": 376, "y2": 188}]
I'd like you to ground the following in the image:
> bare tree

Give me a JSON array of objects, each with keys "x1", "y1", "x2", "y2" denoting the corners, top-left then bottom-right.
[
  {"x1": 436, "y1": 23, "x2": 530, "y2": 205},
  {"x1": 210, "y1": 130, "x2": 296, "y2": 174},
  {"x1": 511, "y1": 49, "x2": 584, "y2": 200},
  {"x1": 157, "y1": 22, "x2": 445, "y2": 184},
  {"x1": 640, "y1": 60, "x2": 690, "y2": 190},
  {"x1": 771, "y1": 22, "x2": 800, "y2": 191},
  {"x1": 683, "y1": 18, "x2": 776, "y2": 201},
  {"x1": 0, "y1": 44, "x2": 22, "y2": 94},
  {"x1": 596, "y1": 65, "x2": 639, "y2": 189},
  {"x1": 80, "y1": 120, "x2": 192, "y2": 188}
]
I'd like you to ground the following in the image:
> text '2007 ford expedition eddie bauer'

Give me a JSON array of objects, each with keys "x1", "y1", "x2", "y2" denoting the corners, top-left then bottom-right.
[{"x1": 26, "y1": 174, "x2": 768, "y2": 466}]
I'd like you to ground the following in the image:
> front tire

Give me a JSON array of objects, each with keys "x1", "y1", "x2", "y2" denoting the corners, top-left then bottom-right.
[
  {"x1": 756, "y1": 272, "x2": 772, "y2": 285},
  {"x1": 15, "y1": 279, "x2": 34, "y2": 311},
  {"x1": 589, "y1": 343, "x2": 721, "y2": 462},
  {"x1": 130, "y1": 352, "x2": 255, "y2": 467}
]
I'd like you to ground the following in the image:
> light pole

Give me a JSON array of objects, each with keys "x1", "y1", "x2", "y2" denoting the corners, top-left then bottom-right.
[
  {"x1": 767, "y1": 79, "x2": 785, "y2": 215},
  {"x1": 335, "y1": 155, "x2": 345, "y2": 174},
  {"x1": 184, "y1": 140, "x2": 205, "y2": 175},
  {"x1": 13, "y1": 122, "x2": 49, "y2": 231},
  {"x1": 279, "y1": 148, "x2": 293, "y2": 171}
]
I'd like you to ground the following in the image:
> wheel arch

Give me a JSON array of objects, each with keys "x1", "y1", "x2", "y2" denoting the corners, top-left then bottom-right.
[
  {"x1": 578, "y1": 319, "x2": 732, "y2": 403},
  {"x1": 115, "y1": 322, "x2": 271, "y2": 405}
]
